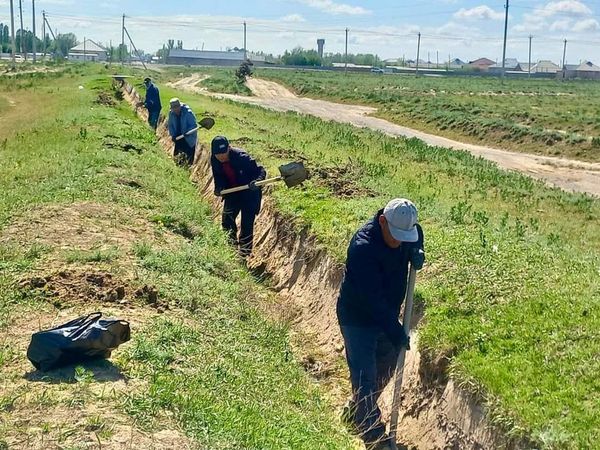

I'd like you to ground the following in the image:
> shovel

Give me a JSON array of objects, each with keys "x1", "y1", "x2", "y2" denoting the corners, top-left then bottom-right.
[
  {"x1": 389, "y1": 248, "x2": 424, "y2": 450},
  {"x1": 175, "y1": 117, "x2": 215, "y2": 141},
  {"x1": 220, "y1": 161, "x2": 308, "y2": 195}
]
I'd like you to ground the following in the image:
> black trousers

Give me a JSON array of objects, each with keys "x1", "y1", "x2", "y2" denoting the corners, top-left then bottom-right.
[
  {"x1": 222, "y1": 193, "x2": 258, "y2": 257},
  {"x1": 174, "y1": 139, "x2": 195, "y2": 166}
]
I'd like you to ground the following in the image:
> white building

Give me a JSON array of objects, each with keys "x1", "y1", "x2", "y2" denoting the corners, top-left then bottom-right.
[{"x1": 68, "y1": 39, "x2": 108, "y2": 62}]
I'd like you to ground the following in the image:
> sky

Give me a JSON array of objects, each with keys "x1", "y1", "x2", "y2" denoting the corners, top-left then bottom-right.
[{"x1": 1, "y1": 0, "x2": 600, "y2": 64}]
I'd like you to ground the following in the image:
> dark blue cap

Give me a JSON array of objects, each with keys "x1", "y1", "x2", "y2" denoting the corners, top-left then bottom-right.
[{"x1": 211, "y1": 136, "x2": 230, "y2": 155}]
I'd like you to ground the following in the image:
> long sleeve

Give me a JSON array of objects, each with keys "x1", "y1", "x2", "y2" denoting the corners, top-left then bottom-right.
[
  {"x1": 346, "y1": 245, "x2": 406, "y2": 345},
  {"x1": 167, "y1": 112, "x2": 176, "y2": 139}
]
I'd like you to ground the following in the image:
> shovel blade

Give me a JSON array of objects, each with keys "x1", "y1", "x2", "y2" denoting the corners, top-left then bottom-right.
[
  {"x1": 279, "y1": 162, "x2": 308, "y2": 188},
  {"x1": 199, "y1": 117, "x2": 215, "y2": 130}
]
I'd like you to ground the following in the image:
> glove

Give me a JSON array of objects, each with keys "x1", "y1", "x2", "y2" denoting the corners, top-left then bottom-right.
[
  {"x1": 410, "y1": 248, "x2": 425, "y2": 271},
  {"x1": 389, "y1": 322, "x2": 410, "y2": 350},
  {"x1": 248, "y1": 181, "x2": 260, "y2": 191}
]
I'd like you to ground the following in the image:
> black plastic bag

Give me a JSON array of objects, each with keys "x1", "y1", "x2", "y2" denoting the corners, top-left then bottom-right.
[{"x1": 27, "y1": 312, "x2": 131, "y2": 372}]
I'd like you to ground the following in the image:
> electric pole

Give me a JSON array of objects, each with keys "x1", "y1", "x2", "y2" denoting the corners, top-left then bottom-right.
[
  {"x1": 10, "y1": 0, "x2": 16, "y2": 65},
  {"x1": 41, "y1": 10, "x2": 46, "y2": 56},
  {"x1": 501, "y1": 0, "x2": 509, "y2": 78},
  {"x1": 345, "y1": 27, "x2": 349, "y2": 75},
  {"x1": 32, "y1": 0, "x2": 36, "y2": 62},
  {"x1": 561, "y1": 39, "x2": 568, "y2": 80},
  {"x1": 121, "y1": 14, "x2": 125, "y2": 64},
  {"x1": 415, "y1": 32, "x2": 421, "y2": 76},
  {"x1": 19, "y1": 0, "x2": 24, "y2": 58},
  {"x1": 436, "y1": 50, "x2": 439, "y2": 68},
  {"x1": 528, "y1": 35, "x2": 532, "y2": 78},
  {"x1": 243, "y1": 21, "x2": 247, "y2": 60}
]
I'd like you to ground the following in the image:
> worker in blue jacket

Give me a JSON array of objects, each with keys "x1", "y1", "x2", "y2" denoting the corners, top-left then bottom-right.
[
  {"x1": 337, "y1": 198, "x2": 425, "y2": 450},
  {"x1": 211, "y1": 136, "x2": 266, "y2": 257},
  {"x1": 143, "y1": 77, "x2": 161, "y2": 130},
  {"x1": 168, "y1": 98, "x2": 198, "y2": 166}
]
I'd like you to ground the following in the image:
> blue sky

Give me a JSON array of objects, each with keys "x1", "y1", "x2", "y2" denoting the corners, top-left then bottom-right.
[{"x1": 1, "y1": 0, "x2": 600, "y2": 63}]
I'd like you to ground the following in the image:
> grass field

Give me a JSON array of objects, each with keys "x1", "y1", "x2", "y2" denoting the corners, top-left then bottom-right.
[
  {"x1": 255, "y1": 69, "x2": 600, "y2": 162},
  {"x1": 151, "y1": 68, "x2": 600, "y2": 448},
  {"x1": 0, "y1": 66, "x2": 356, "y2": 450}
]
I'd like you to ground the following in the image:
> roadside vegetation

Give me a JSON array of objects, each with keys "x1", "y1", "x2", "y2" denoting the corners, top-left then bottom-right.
[
  {"x1": 0, "y1": 67, "x2": 356, "y2": 449},
  {"x1": 155, "y1": 71, "x2": 600, "y2": 449},
  {"x1": 256, "y1": 68, "x2": 600, "y2": 162}
]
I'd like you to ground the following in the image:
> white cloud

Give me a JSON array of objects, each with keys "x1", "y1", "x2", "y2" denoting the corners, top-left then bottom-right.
[
  {"x1": 573, "y1": 18, "x2": 600, "y2": 31},
  {"x1": 296, "y1": 0, "x2": 371, "y2": 16},
  {"x1": 281, "y1": 14, "x2": 306, "y2": 23},
  {"x1": 454, "y1": 5, "x2": 504, "y2": 21},
  {"x1": 550, "y1": 19, "x2": 572, "y2": 31},
  {"x1": 538, "y1": 0, "x2": 592, "y2": 17}
]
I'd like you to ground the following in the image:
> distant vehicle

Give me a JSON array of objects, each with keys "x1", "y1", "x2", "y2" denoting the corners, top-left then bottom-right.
[{"x1": 370, "y1": 67, "x2": 385, "y2": 74}]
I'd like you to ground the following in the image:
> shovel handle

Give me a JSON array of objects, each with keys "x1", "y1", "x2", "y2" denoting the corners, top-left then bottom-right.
[
  {"x1": 389, "y1": 265, "x2": 417, "y2": 450},
  {"x1": 175, "y1": 126, "x2": 200, "y2": 141},
  {"x1": 220, "y1": 176, "x2": 282, "y2": 195}
]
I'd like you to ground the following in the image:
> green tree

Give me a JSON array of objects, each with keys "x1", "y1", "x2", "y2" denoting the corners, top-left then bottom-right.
[
  {"x1": 51, "y1": 33, "x2": 78, "y2": 57},
  {"x1": 281, "y1": 47, "x2": 322, "y2": 66}
]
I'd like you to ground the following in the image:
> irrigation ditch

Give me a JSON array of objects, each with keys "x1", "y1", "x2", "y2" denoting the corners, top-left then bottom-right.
[{"x1": 118, "y1": 79, "x2": 532, "y2": 450}]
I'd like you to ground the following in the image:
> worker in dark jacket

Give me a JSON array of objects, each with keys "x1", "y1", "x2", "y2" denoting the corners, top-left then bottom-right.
[
  {"x1": 143, "y1": 77, "x2": 161, "y2": 130},
  {"x1": 168, "y1": 98, "x2": 198, "y2": 166},
  {"x1": 211, "y1": 136, "x2": 266, "y2": 257},
  {"x1": 337, "y1": 198, "x2": 425, "y2": 450}
]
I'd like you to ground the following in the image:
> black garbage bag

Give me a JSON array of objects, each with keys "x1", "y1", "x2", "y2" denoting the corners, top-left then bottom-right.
[{"x1": 27, "y1": 312, "x2": 131, "y2": 372}]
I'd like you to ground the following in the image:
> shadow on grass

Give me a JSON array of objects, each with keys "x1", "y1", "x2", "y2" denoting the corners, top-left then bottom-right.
[{"x1": 23, "y1": 358, "x2": 126, "y2": 384}]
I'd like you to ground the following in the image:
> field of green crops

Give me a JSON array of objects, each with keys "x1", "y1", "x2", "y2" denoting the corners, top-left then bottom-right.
[{"x1": 257, "y1": 68, "x2": 600, "y2": 162}]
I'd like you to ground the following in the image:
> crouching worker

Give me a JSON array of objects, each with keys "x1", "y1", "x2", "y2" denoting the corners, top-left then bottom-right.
[
  {"x1": 337, "y1": 198, "x2": 425, "y2": 450},
  {"x1": 211, "y1": 136, "x2": 266, "y2": 257},
  {"x1": 168, "y1": 98, "x2": 198, "y2": 166}
]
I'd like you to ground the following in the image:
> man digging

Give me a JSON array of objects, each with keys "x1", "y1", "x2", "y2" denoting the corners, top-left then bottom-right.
[
  {"x1": 210, "y1": 136, "x2": 266, "y2": 257},
  {"x1": 142, "y1": 77, "x2": 161, "y2": 130},
  {"x1": 168, "y1": 98, "x2": 198, "y2": 166},
  {"x1": 337, "y1": 198, "x2": 424, "y2": 450}
]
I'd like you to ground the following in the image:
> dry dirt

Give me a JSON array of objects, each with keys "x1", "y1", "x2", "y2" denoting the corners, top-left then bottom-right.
[{"x1": 173, "y1": 75, "x2": 600, "y2": 197}]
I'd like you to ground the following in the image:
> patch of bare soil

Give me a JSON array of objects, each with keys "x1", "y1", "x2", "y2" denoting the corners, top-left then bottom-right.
[
  {"x1": 18, "y1": 269, "x2": 166, "y2": 311},
  {"x1": 0, "y1": 202, "x2": 183, "y2": 267},
  {"x1": 95, "y1": 91, "x2": 117, "y2": 107},
  {"x1": 103, "y1": 135, "x2": 143, "y2": 154},
  {"x1": 312, "y1": 163, "x2": 378, "y2": 198}
]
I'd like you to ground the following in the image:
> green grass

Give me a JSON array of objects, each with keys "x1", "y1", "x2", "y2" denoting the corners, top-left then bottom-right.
[
  {"x1": 254, "y1": 68, "x2": 600, "y2": 162},
  {"x1": 0, "y1": 68, "x2": 356, "y2": 450},
  {"x1": 156, "y1": 72, "x2": 600, "y2": 448}
]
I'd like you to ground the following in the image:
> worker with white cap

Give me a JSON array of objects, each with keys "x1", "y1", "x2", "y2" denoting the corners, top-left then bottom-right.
[
  {"x1": 167, "y1": 97, "x2": 198, "y2": 165},
  {"x1": 336, "y1": 198, "x2": 425, "y2": 450}
]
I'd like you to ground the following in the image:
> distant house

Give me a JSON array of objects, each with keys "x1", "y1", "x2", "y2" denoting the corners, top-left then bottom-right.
[
  {"x1": 166, "y1": 49, "x2": 267, "y2": 66},
  {"x1": 448, "y1": 58, "x2": 466, "y2": 69},
  {"x1": 531, "y1": 60, "x2": 560, "y2": 73},
  {"x1": 489, "y1": 58, "x2": 523, "y2": 73},
  {"x1": 562, "y1": 60, "x2": 600, "y2": 79},
  {"x1": 468, "y1": 57, "x2": 496, "y2": 71},
  {"x1": 68, "y1": 39, "x2": 107, "y2": 62}
]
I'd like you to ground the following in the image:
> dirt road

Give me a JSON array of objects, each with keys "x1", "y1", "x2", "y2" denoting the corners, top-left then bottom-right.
[{"x1": 172, "y1": 75, "x2": 600, "y2": 197}]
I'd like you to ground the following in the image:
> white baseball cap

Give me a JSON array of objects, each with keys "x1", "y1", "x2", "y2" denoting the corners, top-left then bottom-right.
[{"x1": 383, "y1": 198, "x2": 419, "y2": 242}]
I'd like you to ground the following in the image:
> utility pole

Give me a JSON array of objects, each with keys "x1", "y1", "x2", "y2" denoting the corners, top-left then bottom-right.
[
  {"x1": 41, "y1": 10, "x2": 46, "y2": 56},
  {"x1": 415, "y1": 32, "x2": 421, "y2": 76},
  {"x1": 345, "y1": 27, "x2": 349, "y2": 75},
  {"x1": 436, "y1": 50, "x2": 439, "y2": 68},
  {"x1": 501, "y1": 0, "x2": 509, "y2": 78},
  {"x1": 561, "y1": 39, "x2": 567, "y2": 80},
  {"x1": 32, "y1": 0, "x2": 36, "y2": 62},
  {"x1": 528, "y1": 35, "x2": 532, "y2": 78},
  {"x1": 243, "y1": 21, "x2": 247, "y2": 60},
  {"x1": 124, "y1": 26, "x2": 147, "y2": 70},
  {"x1": 83, "y1": 36, "x2": 86, "y2": 62},
  {"x1": 121, "y1": 14, "x2": 125, "y2": 64},
  {"x1": 10, "y1": 0, "x2": 16, "y2": 65},
  {"x1": 19, "y1": 0, "x2": 24, "y2": 58}
]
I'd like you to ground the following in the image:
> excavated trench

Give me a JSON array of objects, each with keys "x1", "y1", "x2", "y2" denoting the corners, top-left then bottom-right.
[{"x1": 118, "y1": 80, "x2": 530, "y2": 450}]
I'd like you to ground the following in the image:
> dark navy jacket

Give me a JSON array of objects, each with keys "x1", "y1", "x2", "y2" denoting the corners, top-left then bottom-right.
[
  {"x1": 211, "y1": 148, "x2": 267, "y2": 213},
  {"x1": 337, "y1": 211, "x2": 424, "y2": 345},
  {"x1": 144, "y1": 83, "x2": 161, "y2": 112}
]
